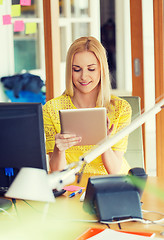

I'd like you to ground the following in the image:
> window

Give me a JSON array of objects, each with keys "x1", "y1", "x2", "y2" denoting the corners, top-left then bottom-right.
[
  {"x1": 58, "y1": 0, "x2": 100, "y2": 93},
  {"x1": 12, "y1": 0, "x2": 45, "y2": 79},
  {"x1": 0, "y1": 0, "x2": 45, "y2": 102}
]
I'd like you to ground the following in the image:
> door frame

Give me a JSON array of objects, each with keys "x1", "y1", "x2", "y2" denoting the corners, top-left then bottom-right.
[
  {"x1": 130, "y1": 0, "x2": 164, "y2": 176},
  {"x1": 130, "y1": 0, "x2": 145, "y2": 168},
  {"x1": 153, "y1": 0, "x2": 164, "y2": 177},
  {"x1": 43, "y1": 0, "x2": 61, "y2": 101}
]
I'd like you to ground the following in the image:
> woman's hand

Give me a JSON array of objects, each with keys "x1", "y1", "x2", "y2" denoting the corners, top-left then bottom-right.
[
  {"x1": 49, "y1": 133, "x2": 82, "y2": 172},
  {"x1": 55, "y1": 133, "x2": 82, "y2": 152},
  {"x1": 107, "y1": 117, "x2": 114, "y2": 136},
  {"x1": 102, "y1": 117, "x2": 123, "y2": 174}
]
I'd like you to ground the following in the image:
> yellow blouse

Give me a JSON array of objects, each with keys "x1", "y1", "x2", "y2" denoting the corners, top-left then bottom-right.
[{"x1": 42, "y1": 94, "x2": 132, "y2": 175}]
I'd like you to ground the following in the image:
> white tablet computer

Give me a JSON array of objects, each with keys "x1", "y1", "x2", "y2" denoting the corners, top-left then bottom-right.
[{"x1": 59, "y1": 107, "x2": 107, "y2": 145}]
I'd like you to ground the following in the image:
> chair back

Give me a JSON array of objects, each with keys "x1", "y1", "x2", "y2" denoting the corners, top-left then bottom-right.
[{"x1": 121, "y1": 96, "x2": 144, "y2": 168}]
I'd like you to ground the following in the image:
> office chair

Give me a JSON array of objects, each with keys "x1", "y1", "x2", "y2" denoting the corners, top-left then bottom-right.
[{"x1": 121, "y1": 96, "x2": 144, "y2": 168}]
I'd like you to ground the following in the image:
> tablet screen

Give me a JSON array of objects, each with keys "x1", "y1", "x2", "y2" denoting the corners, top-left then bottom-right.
[{"x1": 59, "y1": 108, "x2": 107, "y2": 145}]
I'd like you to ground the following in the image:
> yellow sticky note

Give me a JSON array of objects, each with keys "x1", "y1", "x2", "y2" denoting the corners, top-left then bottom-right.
[
  {"x1": 0, "y1": 0, "x2": 3, "y2": 5},
  {"x1": 11, "y1": 4, "x2": 21, "y2": 17},
  {"x1": 25, "y1": 22, "x2": 37, "y2": 34}
]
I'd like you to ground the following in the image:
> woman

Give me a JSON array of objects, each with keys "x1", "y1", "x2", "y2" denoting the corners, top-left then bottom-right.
[{"x1": 43, "y1": 36, "x2": 132, "y2": 175}]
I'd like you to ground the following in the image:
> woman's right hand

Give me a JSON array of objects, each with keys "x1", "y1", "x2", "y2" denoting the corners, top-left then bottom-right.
[{"x1": 55, "y1": 133, "x2": 82, "y2": 152}]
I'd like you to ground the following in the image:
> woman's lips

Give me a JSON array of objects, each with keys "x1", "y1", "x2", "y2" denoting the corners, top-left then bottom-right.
[{"x1": 80, "y1": 81, "x2": 91, "y2": 86}]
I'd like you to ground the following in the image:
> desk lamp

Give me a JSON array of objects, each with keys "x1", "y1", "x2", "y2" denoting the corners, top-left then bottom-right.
[
  {"x1": 79, "y1": 98, "x2": 164, "y2": 164},
  {"x1": 5, "y1": 99, "x2": 164, "y2": 204},
  {"x1": 5, "y1": 168, "x2": 55, "y2": 202}
]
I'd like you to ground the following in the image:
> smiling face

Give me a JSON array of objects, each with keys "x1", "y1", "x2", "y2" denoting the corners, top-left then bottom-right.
[{"x1": 72, "y1": 51, "x2": 101, "y2": 95}]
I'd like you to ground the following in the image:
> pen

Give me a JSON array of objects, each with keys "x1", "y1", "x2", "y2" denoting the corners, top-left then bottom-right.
[{"x1": 69, "y1": 188, "x2": 82, "y2": 198}]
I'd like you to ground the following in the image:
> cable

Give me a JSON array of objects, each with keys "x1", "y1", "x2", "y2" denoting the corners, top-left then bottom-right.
[
  {"x1": 118, "y1": 222, "x2": 122, "y2": 229},
  {"x1": 100, "y1": 217, "x2": 164, "y2": 227},
  {"x1": 142, "y1": 209, "x2": 164, "y2": 216},
  {"x1": 11, "y1": 198, "x2": 19, "y2": 218},
  {"x1": 22, "y1": 200, "x2": 42, "y2": 213},
  {"x1": 100, "y1": 218, "x2": 152, "y2": 225},
  {"x1": 0, "y1": 208, "x2": 14, "y2": 219},
  {"x1": 106, "y1": 224, "x2": 110, "y2": 228},
  {"x1": 142, "y1": 209, "x2": 164, "y2": 224}
]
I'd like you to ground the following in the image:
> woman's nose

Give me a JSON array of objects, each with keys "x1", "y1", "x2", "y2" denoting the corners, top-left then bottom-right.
[{"x1": 81, "y1": 70, "x2": 87, "y2": 80}]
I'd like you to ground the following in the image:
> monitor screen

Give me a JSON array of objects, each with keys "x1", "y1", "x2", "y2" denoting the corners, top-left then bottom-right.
[{"x1": 0, "y1": 102, "x2": 47, "y2": 194}]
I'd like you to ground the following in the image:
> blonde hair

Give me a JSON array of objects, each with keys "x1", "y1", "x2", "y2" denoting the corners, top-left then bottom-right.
[{"x1": 65, "y1": 36, "x2": 111, "y2": 107}]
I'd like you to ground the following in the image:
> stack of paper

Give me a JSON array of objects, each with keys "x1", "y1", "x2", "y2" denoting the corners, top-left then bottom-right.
[{"x1": 76, "y1": 228, "x2": 159, "y2": 240}]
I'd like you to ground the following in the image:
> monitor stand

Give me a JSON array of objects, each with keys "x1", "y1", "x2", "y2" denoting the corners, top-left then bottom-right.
[{"x1": 0, "y1": 198, "x2": 12, "y2": 212}]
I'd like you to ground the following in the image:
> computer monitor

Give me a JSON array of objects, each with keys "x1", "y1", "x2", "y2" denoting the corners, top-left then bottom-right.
[{"x1": 0, "y1": 102, "x2": 47, "y2": 195}]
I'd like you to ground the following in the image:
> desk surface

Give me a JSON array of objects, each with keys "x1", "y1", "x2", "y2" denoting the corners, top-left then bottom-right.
[{"x1": 0, "y1": 175, "x2": 164, "y2": 240}]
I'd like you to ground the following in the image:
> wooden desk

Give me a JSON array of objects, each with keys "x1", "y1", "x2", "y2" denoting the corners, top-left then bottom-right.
[{"x1": 0, "y1": 175, "x2": 164, "y2": 239}]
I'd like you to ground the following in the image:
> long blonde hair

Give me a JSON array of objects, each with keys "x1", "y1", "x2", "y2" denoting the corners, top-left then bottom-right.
[{"x1": 65, "y1": 36, "x2": 111, "y2": 107}]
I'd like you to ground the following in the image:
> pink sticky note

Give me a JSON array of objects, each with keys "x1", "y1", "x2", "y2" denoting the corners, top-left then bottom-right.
[
  {"x1": 20, "y1": 0, "x2": 31, "y2": 6},
  {"x1": 63, "y1": 185, "x2": 85, "y2": 192},
  {"x1": 14, "y1": 20, "x2": 25, "y2": 32},
  {"x1": 3, "y1": 15, "x2": 12, "y2": 25}
]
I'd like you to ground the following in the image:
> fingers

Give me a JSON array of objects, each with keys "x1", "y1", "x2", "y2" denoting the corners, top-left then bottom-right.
[
  {"x1": 106, "y1": 117, "x2": 114, "y2": 136},
  {"x1": 107, "y1": 116, "x2": 110, "y2": 129},
  {"x1": 108, "y1": 123, "x2": 114, "y2": 135},
  {"x1": 55, "y1": 133, "x2": 82, "y2": 151}
]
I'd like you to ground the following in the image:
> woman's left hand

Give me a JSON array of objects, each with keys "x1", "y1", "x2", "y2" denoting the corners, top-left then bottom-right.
[
  {"x1": 107, "y1": 117, "x2": 114, "y2": 136},
  {"x1": 101, "y1": 117, "x2": 123, "y2": 174}
]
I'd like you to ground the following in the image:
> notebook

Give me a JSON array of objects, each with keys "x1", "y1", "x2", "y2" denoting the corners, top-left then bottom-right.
[{"x1": 59, "y1": 107, "x2": 107, "y2": 145}]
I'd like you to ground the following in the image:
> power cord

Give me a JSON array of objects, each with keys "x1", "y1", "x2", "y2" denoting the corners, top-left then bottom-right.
[
  {"x1": 0, "y1": 207, "x2": 14, "y2": 219},
  {"x1": 12, "y1": 198, "x2": 18, "y2": 217},
  {"x1": 142, "y1": 209, "x2": 164, "y2": 224},
  {"x1": 100, "y1": 218, "x2": 152, "y2": 225}
]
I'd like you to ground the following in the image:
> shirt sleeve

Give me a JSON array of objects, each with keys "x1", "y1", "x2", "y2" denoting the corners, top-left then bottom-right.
[
  {"x1": 42, "y1": 103, "x2": 57, "y2": 154},
  {"x1": 111, "y1": 100, "x2": 132, "y2": 152}
]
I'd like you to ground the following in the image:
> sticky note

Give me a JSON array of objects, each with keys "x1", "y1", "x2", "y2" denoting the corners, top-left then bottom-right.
[
  {"x1": 63, "y1": 185, "x2": 85, "y2": 191},
  {"x1": 20, "y1": 0, "x2": 31, "y2": 6},
  {"x1": 11, "y1": 4, "x2": 21, "y2": 17},
  {"x1": 25, "y1": 22, "x2": 37, "y2": 34},
  {"x1": 14, "y1": 20, "x2": 25, "y2": 32},
  {"x1": 3, "y1": 15, "x2": 12, "y2": 25},
  {"x1": 0, "y1": 0, "x2": 3, "y2": 5}
]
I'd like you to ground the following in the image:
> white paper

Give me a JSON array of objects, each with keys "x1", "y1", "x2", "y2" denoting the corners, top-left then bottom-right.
[{"x1": 87, "y1": 229, "x2": 157, "y2": 240}]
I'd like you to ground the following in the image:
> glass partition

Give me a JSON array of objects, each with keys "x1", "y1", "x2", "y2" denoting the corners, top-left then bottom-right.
[
  {"x1": 71, "y1": 0, "x2": 89, "y2": 17},
  {"x1": 12, "y1": 0, "x2": 45, "y2": 76},
  {"x1": 72, "y1": 22, "x2": 90, "y2": 41},
  {"x1": 58, "y1": 0, "x2": 100, "y2": 93}
]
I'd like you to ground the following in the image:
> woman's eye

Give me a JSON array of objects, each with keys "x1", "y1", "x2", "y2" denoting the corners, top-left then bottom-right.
[
  {"x1": 88, "y1": 68, "x2": 95, "y2": 71},
  {"x1": 73, "y1": 68, "x2": 81, "y2": 72}
]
